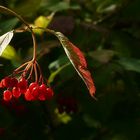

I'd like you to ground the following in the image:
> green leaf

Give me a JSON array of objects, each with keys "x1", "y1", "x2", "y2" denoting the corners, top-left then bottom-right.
[
  {"x1": 33, "y1": 13, "x2": 54, "y2": 35},
  {"x1": 48, "y1": 63, "x2": 70, "y2": 83},
  {"x1": 54, "y1": 108, "x2": 72, "y2": 124},
  {"x1": 13, "y1": 0, "x2": 42, "y2": 16},
  {"x1": 0, "y1": 18, "x2": 18, "y2": 35},
  {"x1": 48, "y1": 1, "x2": 70, "y2": 11},
  {"x1": 41, "y1": 1, "x2": 80, "y2": 12},
  {"x1": 49, "y1": 55, "x2": 70, "y2": 70},
  {"x1": 48, "y1": 55, "x2": 73, "y2": 83},
  {"x1": 117, "y1": 57, "x2": 140, "y2": 73},
  {"x1": 1, "y1": 45, "x2": 18, "y2": 60}
]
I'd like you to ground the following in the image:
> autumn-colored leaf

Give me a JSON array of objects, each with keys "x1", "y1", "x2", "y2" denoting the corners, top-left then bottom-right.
[{"x1": 55, "y1": 32, "x2": 96, "y2": 98}]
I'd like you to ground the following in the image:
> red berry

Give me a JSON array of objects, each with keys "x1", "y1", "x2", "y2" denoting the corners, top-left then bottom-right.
[
  {"x1": 10, "y1": 78, "x2": 18, "y2": 87},
  {"x1": 12, "y1": 87, "x2": 21, "y2": 98},
  {"x1": 31, "y1": 87, "x2": 39, "y2": 98},
  {"x1": 38, "y1": 84, "x2": 47, "y2": 101},
  {"x1": 24, "y1": 89, "x2": 34, "y2": 101},
  {"x1": 29, "y1": 82, "x2": 38, "y2": 91},
  {"x1": 3, "y1": 90, "x2": 12, "y2": 101},
  {"x1": 38, "y1": 93, "x2": 46, "y2": 101},
  {"x1": 39, "y1": 84, "x2": 47, "y2": 93},
  {"x1": 1, "y1": 77, "x2": 11, "y2": 88},
  {"x1": 1, "y1": 77, "x2": 18, "y2": 88},
  {"x1": 46, "y1": 88, "x2": 54, "y2": 99},
  {"x1": 18, "y1": 77, "x2": 28, "y2": 94},
  {"x1": 0, "y1": 81, "x2": 2, "y2": 88},
  {"x1": 38, "y1": 86, "x2": 54, "y2": 101}
]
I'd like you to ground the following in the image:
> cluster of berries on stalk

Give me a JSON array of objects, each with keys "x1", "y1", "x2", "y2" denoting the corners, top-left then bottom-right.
[
  {"x1": 0, "y1": 6, "x2": 55, "y2": 102},
  {"x1": 0, "y1": 76, "x2": 54, "y2": 101},
  {"x1": 0, "y1": 58, "x2": 54, "y2": 102}
]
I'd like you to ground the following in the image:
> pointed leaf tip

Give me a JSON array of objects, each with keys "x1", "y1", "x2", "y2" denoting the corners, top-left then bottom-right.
[
  {"x1": 78, "y1": 66, "x2": 96, "y2": 97},
  {"x1": 55, "y1": 32, "x2": 96, "y2": 98},
  {"x1": 0, "y1": 30, "x2": 14, "y2": 56}
]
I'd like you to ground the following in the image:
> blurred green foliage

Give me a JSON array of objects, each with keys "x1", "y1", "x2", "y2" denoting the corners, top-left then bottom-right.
[{"x1": 0, "y1": 0, "x2": 140, "y2": 140}]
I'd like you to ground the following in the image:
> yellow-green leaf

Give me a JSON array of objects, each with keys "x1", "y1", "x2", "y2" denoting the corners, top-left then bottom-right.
[
  {"x1": 1, "y1": 45, "x2": 17, "y2": 60},
  {"x1": 33, "y1": 13, "x2": 54, "y2": 35}
]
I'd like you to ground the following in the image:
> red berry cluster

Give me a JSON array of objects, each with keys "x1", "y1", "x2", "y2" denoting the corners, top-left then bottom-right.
[{"x1": 0, "y1": 77, "x2": 54, "y2": 101}]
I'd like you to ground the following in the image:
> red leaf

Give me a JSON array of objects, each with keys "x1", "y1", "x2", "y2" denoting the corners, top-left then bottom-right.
[{"x1": 55, "y1": 32, "x2": 96, "y2": 98}]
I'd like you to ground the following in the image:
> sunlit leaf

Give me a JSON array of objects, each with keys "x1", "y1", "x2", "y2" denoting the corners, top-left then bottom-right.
[
  {"x1": 54, "y1": 108, "x2": 72, "y2": 124},
  {"x1": 55, "y1": 32, "x2": 96, "y2": 98},
  {"x1": 1, "y1": 45, "x2": 17, "y2": 60},
  {"x1": 0, "y1": 30, "x2": 14, "y2": 56},
  {"x1": 33, "y1": 13, "x2": 54, "y2": 35}
]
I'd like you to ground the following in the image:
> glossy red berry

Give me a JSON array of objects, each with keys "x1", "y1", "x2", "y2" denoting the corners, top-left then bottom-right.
[
  {"x1": 3, "y1": 90, "x2": 12, "y2": 101},
  {"x1": 29, "y1": 82, "x2": 38, "y2": 91},
  {"x1": 12, "y1": 87, "x2": 21, "y2": 98},
  {"x1": 38, "y1": 84, "x2": 47, "y2": 101},
  {"x1": 39, "y1": 84, "x2": 47, "y2": 92},
  {"x1": 0, "y1": 81, "x2": 2, "y2": 88},
  {"x1": 24, "y1": 89, "x2": 35, "y2": 101},
  {"x1": 1, "y1": 77, "x2": 11, "y2": 88},
  {"x1": 38, "y1": 86, "x2": 54, "y2": 101},
  {"x1": 31, "y1": 87, "x2": 39, "y2": 98},
  {"x1": 18, "y1": 77, "x2": 28, "y2": 93},
  {"x1": 46, "y1": 88, "x2": 54, "y2": 99},
  {"x1": 10, "y1": 78, "x2": 18, "y2": 87},
  {"x1": 38, "y1": 93, "x2": 46, "y2": 101}
]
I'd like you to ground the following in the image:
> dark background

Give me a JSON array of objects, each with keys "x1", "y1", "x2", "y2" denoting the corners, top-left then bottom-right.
[{"x1": 0, "y1": 0, "x2": 140, "y2": 139}]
